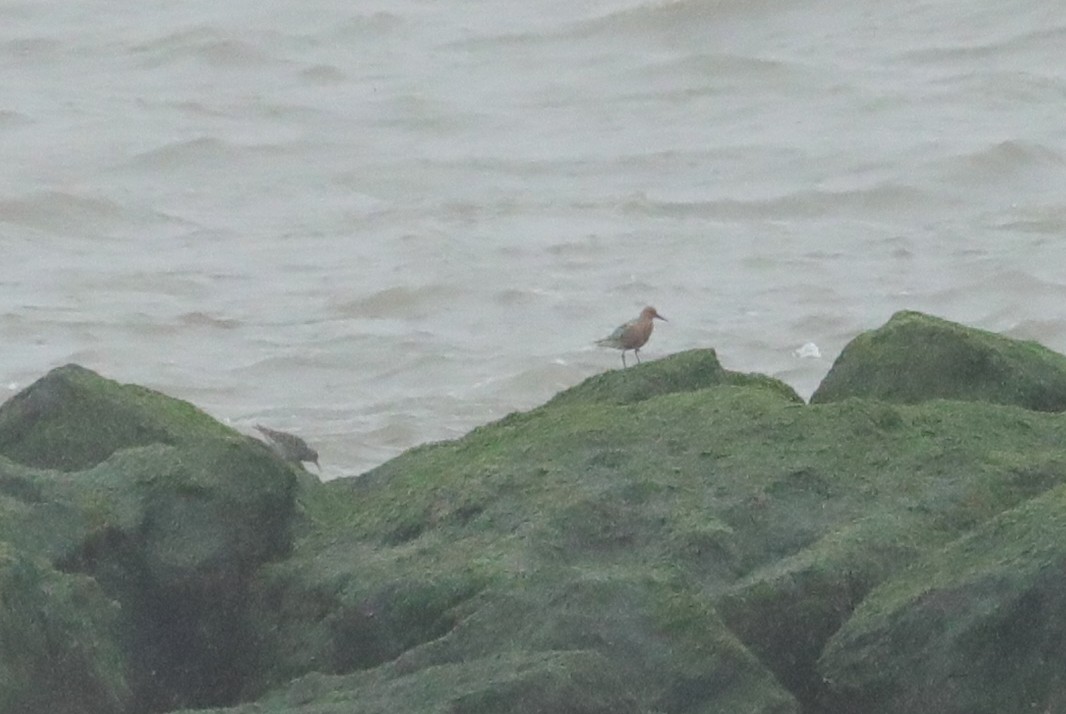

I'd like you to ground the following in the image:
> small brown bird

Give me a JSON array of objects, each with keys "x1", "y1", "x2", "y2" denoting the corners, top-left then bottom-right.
[
  {"x1": 596, "y1": 306, "x2": 667, "y2": 368},
  {"x1": 255, "y1": 424, "x2": 320, "y2": 470}
]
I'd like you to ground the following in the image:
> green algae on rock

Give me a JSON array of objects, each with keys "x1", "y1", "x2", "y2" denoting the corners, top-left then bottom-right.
[
  {"x1": 235, "y1": 352, "x2": 812, "y2": 712},
  {"x1": 57, "y1": 439, "x2": 297, "y2": 712},
  {"x1": 11, "y1": 316, "x2": 1066, "y2": 714},
  {"x1": 0, "y1": 365, "x2": 298, "y2": 714},
  {"x1": 811, "y1": 310, "x2": 1066, "y2": 410},
  {"x1": 198, "y1": 568, "x2": 801, "y2": 714},
  {"x1": 0, "y1": 364, "x2": 242, "y2": 471},
  {"x1": 0, "y1": 546, "x2": 130, "y2": 714},
  {"x1": 546, "y1": 348, "x2": 803, "y2": 408},
  {"x1": 818, "y1": 482, "x2": 1066, "y2": 714},
  {"x1": 238, "y1": 351, "x2": 1066, "y2": 713}
]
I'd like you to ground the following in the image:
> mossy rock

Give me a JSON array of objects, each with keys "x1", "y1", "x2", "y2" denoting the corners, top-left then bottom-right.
[
  {"x1": 717, "y1": 513, "x2": 949, "y2": 706},
  {"x1": 546, "y1": 348, "x2": 803, "y2": 408},
  {"x1": 811, "y1": 311, "x2": 1066, "y2": 410},
  {"x1": 240, "y1": 363, "x2": 1066, "y2": 713},
  {"x1": 385, "y1": 569, "x2": 798, "y2": 714},
  {"x1": 247, "y1": 553, "x2": 487, "y2": 692},
  {"x1": 819, "y1": 483, "x2": 1066, "y2": 714},
  {"x1": 0, "y1": 547, "x2": 130, "y2": 714},
  {"x1": 1, "y1": 444, "x2": 297, "y2": 713},
  {"x1": 241, "y1": 380, "x2": 817, "y2": 709},
  {"x1": 200, "y1": 569, "x2": 799, "y2": 714},
  {"x1": 58, "y1": 438, "x2": 297, "y2": 711},
  {"x1": 0, "y1": 455, "x2": 88, "y2": 561},
  {"x1": 15, "y1": 336, "x2": 1066, "y2": 713},
  {"x1": 183, "y1": 650, "x2": 638, "y2": 714},
  {"x1": 63, "y1": 438, "x2": 296, "y2": 587},
  {"x1": 0, "y1": 364, "x2": 240, "y2": 470},
  {"x1": 0, "y1": 365, "x2": 299, "y2": 713}
]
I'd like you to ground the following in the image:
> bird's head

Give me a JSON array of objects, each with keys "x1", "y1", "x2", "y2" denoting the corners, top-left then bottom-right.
[{"x1": 642, "y1": 306, "x2": 667, "y2": 321}]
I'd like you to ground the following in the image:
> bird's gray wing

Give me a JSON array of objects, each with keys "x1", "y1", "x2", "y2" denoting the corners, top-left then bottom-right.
[{"x1": 608, "y1": 319, "x2": 636, "y2": 340}]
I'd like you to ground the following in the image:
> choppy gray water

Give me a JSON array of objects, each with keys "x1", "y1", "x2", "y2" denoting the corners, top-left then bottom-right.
[{"x1": 3, "y1": 0, "x2": 1065, "y2": 478}]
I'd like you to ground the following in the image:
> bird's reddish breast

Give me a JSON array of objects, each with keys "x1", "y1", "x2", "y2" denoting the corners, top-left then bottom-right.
[{"x1": 621, "y1": 318, "x2": 653, "y2": 348}]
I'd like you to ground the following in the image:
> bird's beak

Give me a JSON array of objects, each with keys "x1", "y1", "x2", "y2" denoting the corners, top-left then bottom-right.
[
  {"x1": 655, "y1": 314, "x2": 668, "y2": 321},
  {"x1": 312, "y1": 458, "x2": 321, "y2": 471}
]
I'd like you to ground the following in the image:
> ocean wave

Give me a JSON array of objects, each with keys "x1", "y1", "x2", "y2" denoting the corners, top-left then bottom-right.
[
  {"x1": 119, "y1": 136, "x2": 305, "y2": 172},
  {"x1": 616, "y1": 184, "x2": 932, "y2": 220},
  {"x1": 561, "y1": 0, "x2": 786, "y2": 40},
  {"x1": 127, "y1": 24, "x2": 280, "y2": 68},
  {"x1": 930, "y1": 140, "x2": 1064, "y2": 183},
  {"x1": 0, "y1": 191, "x2": 122, "y2": 230},
  {"x1": 897, "y1": 22, "x2": 1066, "y2": 63},
  {"x1": 330, "y1": 285, "x2": 462, "y2": 320},
  {"x1": 442, "y1": 0, "x2": 786, "y2": 52}
]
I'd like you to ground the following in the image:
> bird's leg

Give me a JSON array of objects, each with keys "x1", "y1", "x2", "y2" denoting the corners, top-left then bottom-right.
[
  {"x1": 635, "y1": 349, "x2": 641, "y2": 364},
  {"x1": 622, "y1": 351, "x2": 627, "y2": 368}
]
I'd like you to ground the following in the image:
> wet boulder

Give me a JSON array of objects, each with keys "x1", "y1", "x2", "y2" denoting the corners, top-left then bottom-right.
[
  {"x1": 0, "y1": 363, "x2": 243, "y2": 471},
  {"x1": 0, "y1": 546, "x2": 130, "y2": 714},
  {"x1": 0, "y1": 365, "x2": 297, "y2": 713},
  {"x1": 546, "y1": 348, "x2": 803, "y2": 408},
  {"x1": 819, "y1": 483, "x2": 1066, "y2": 713},
  {"x1": 811, "y1": 311, "x2": 1066, "y2": 410}
]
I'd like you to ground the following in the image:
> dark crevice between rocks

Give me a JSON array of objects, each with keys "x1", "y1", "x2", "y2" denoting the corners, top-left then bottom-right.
[
  {"x1": 126, "y1": 577, "x2": 258, "y2": 712},
  {"x1": 56, "y1": 527, "x2": 262, "y2": 713},
  {"x1": 718, "y1": 568, "x2": 876, "y2": 714}
]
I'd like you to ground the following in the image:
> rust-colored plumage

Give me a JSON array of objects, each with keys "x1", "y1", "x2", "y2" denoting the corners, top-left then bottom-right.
[
  {"x1": 596, "y1": 306, "x2": 667, "y2": 368},
  {"x1": 255, "y1": 424, "x2": 320, "y2": 470}
]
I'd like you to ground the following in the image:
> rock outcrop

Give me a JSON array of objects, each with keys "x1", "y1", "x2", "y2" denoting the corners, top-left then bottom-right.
[
  {"x1": 0, "y1": 366, "x2": 296, "y2": 712},
  {"x1": 8, "y1": 312, "x2": 1066, "y2": 714},
  {"x1": 811, "y1": 310, "x2": 1066, "y2": 409}
]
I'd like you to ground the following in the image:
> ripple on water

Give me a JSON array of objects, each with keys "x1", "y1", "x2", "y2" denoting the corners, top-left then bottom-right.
[
  {"x1": 330, "y1": 285, "x2": 462, "y2": 320},
  {"x1": 121, "y1": 137, "x2": 284, "y2": 171},
  {"x1": 128, "y1": 25, "x2": 281, "y2": 68},
  {"x1": 298, "y1": 64, "x2": 348, "y2": 84},
  {"x1": 931, "y1": 140, "x2": 1065, "y2": 183},
  {"x1": 0, "y1": 191, "x2": 123, "y2": 232}
]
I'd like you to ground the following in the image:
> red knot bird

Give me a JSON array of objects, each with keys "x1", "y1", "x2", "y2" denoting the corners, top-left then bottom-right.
[
  {"x1": 596, "y1": 306, "x2": 667, "y2": 368},
  {"x1": 255, "y1": 424, "x2": 320, "y2": 470}
]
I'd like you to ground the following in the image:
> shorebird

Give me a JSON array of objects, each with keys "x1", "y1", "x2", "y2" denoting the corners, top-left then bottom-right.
[
  {"x1": 596, "y1": 306, "x2": 667, "y2": 368},
  {"x1": 255, "y1": 424, "x2": 320, "y2": 470}
]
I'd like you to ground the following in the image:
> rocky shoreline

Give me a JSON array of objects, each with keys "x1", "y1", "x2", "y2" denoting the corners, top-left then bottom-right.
[{"x1": 3, "y1": 310, "x2": 1065, "y2": 713}]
